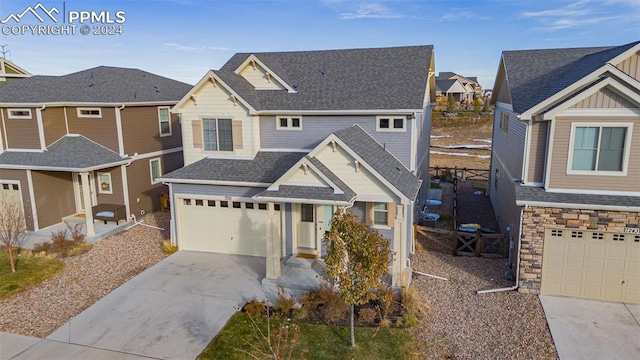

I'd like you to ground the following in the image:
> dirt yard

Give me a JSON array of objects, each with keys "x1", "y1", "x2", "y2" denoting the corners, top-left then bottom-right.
[{"x1": 430, "y1": 111, "x2": 493, "y2": 169}]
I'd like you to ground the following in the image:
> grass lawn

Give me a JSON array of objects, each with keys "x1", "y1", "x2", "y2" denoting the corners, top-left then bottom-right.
[
  {"x1": 198, "y1": 312, "x2": 420, "y2": 360},
  {"x1": 0, "y1": 251, "x2": 64, "y2": 299}
]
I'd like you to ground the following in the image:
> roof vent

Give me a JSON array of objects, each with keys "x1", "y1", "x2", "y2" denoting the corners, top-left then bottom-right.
[{"x1": 154, "y1": 85, "x2": 160, "y2": 93}]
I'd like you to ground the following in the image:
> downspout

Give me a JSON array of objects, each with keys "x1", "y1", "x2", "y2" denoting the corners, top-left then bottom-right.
[
  {"x1": 477, "y1": 205, "x2": 525, "y2": 294},
  {"x1": 37, "y1": 104, "x2": 47, "y2": 150},
  {"x1": 115, "y1": 104, "x2": 126, "y2": 156}
]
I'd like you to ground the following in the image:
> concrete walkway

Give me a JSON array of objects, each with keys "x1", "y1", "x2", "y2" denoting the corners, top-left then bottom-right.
[
  {"x1": 2, "y1": 251, "x2": 268, "y2": 360},
  {"x1": 540, "y1": 295, "x2": 640, "y2": 360}
]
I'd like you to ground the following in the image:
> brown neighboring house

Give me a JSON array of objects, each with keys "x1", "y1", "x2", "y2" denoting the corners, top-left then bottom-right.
[
  {"x1": 0, "y1": 66, "x2": 192, "y2": 236},
  {"x1": 489, "y1": 41, "x2": 640, "y2": 303}
]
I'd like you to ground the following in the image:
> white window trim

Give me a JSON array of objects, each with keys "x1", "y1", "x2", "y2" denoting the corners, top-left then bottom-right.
[
  {"x1": 77, "y1": 108, "x2": 102, "y2": 118},
  {"x1": 500, "y1": 112, "x2": 509, "y2": 134},
  {"x1": 97, "y1": 172, "x2": 113, "y2": 194},
  {"x1": 376, "y1": 116, "x2": 406, "y2": 132},
  {"x1": 372, "y1": 202, "x2": 389, "y2": 226},
  {"x1": 150, "y1": 158, "x2": 162, "y2": 184},
  {"x1": 276, "y1": 116, "x2": 303, "y2": 130},
  {"x1": 7, "y1": 108, "x2": 32, "y2": 119},
  {"x1": 158, "y1": 106, "x2": 172, "y2": 137},
  {"x1": 202, "y1": 117, "x2": 234, "y2": 152},
  {"x1": 566, "y1": 122, "x2": 633, "y2": 177}
]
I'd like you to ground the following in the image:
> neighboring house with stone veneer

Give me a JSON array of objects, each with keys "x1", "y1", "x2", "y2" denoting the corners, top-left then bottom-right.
[
  {"x1": 162, "y1": 46, "x2": 435, "y2": 287},
  {"x1": 0, "y1": 66, "x2": 191, "y2": 236},
  {"x1": 488, "y1": 41, "x2": 640, "y2": 303}
]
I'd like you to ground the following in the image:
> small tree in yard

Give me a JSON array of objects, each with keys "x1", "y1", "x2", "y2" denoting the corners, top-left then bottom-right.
[
  {"x1": 0, "y1": 194, "x2": 26, "y2": 273},
  {"x1": 473, "y1": 96, "x2": 482, "y2": 113},
  {"x1": 445, "y1": 94, "x2": 456, "y2": 113},
  {"x1": 323, "y1": 211, "x2": 392, "y2": 349}
]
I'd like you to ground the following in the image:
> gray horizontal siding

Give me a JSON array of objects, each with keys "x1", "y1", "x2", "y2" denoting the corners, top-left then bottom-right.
[
  {"x1": 172, "y1": 184, "x2": 266, "y2": 198},
  {"x1": 260, "y1": 115, "x2": 413, "y2": 168},
  {"x1": 493, "y1": 105, "x2": 526, "y2": 179}
]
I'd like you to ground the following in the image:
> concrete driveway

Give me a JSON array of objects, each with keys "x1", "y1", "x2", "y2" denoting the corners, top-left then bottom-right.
[
  {"x1": 6, "y1": 251, "x2": 267, "y2": 360},
  {"x1": 540, "y1": 295, "x2": 640, "y2": 360}
]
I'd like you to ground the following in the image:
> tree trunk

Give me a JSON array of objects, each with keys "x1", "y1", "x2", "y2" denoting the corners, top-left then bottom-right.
[
  {"x1": 350, "y1": 304, "x2": 355, "y2": 348},
  {"x1": 8, "y1": 247, "x2": 16, "y2": 273}
]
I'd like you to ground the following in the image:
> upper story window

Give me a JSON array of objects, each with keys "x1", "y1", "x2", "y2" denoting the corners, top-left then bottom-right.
[
  {"x1": 277, "y1": 116, "x2": 302, "y2": 130},
  {"x1": 77, "y1": 108, "x2": 102, "y2": 118},
  {"x1": 203, "y1": 118, "x2": 233, "y2": 151},
  {"x1": 7, "y1": 108, "x2": 32, "y2": 119},
  {"x1": 568, "y1": 123, "x2": 632, "y2": 175},
  {"x1": 500, "y1": 112, "x2": 509, "y2": 134},
  {"x1": 150, "y1": 158, "x2": 162, "y2": 184},
  {"x1": 377, "y1": 116, "x2": 405, "y2": 131},
  {"x1": 158, "y1": 107, "x2": 171, "y2": 137}
]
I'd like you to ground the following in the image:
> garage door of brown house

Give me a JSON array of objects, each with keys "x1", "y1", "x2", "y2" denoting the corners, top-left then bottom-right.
[{"x1": 541, "y1": 228, "x2": 640, "y2": 303}]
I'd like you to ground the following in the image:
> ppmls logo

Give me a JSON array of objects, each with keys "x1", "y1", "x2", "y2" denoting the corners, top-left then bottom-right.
[{"x1": 2, "y1": 2, "x2": 126, "y2": 36}]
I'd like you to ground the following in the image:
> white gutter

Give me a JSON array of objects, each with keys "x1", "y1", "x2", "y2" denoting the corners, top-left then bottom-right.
[
  {"x1": 516, "y1": 200, "x2": 640, "y2": 212},
  {"x1": 158, "y1": 178, "x2": 271, "y2": 187},
  {"x1": 254, "y1": 196, "x2": 352, "y2": 206},
  {"x1": 0, "y1": 159, "x2": 132, "y2": 172},
  {"x1": 256, "y1": 109, "x2": 420, "y2": 116},
  {"x1": 0, "y1": 101, "x2": 179, "y2": 107},
  {"x1": 477, "y1": 206, "x2": 524, "y2": 294}
]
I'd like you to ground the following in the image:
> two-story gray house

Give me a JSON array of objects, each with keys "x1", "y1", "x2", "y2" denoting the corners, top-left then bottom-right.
[
  {"x1": 162, "y1": 46, "x2": 435, "y2": 287},
  {"x1": 489, "y1": 41, "x2": 640, "y2": 303}
]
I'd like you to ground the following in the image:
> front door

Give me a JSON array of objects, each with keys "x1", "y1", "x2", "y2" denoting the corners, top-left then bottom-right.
[{"x1": 297, "y1": 203, "x2": 315, "y2": 250}]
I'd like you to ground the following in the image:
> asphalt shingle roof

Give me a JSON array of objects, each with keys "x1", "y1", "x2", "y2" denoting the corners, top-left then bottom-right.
[
  {"x1": 0, "y1": 66, "x2": 193, "y2": 104},
  {"x1": 0, "y1": 135, "x2": 127, "y2": 170},
  {"x1": 256, "y1": 185, "x2": 353, "y2": 203},
  {"x1": 161, "y1": 152, "x2": 306, "y2": 183},
  {"x1": 214, "y1": 45, "x2": 433, "y2": 111},
  {"x1": 515, "y1": 185, "x2": 640, "y2": 209},
  {"x1": 334, "y1": 125, "x2": 421, "y2": 200},
  {"x1": 501, "y1": 41, "x2": 640, "y2": 114},
  {"x1": 435, "y1": 79, "x2": 459, "y2": 93}
]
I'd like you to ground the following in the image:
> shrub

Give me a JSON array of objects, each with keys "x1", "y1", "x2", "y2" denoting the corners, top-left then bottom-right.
[
  {"x1": 293, "y1": 306, "x2": 309, "y2": 321},
  {"x1": 438, "y1": 170, "x2": 454, "y2": 183},
  {"x1": 300, "y1": 283, "x2": 348, "y2": 324},
  {"x1": 275, "y1": 287, "x2": 296, "y2": 316},
  {"x1": 379, "y1": 318, "x2": 392, "y2": 328},
  {"x1": 376, "y1": 286, "x2": 397, "y2": 321},
  {"x1": 402, "y1": 311, "x2": 419, "y2": 328},
  {"x1": 68, "y1": 242, "x2": 92, "y2": 257},
  {"x1": 163, "y1": 240, "x2": 178, "y2": 255},
  {"x1": 400, "y1": 287, "x2": 421, "y2": 328},
  {"x1": 358, "y1": 307, "x2": 377, "y2": 325},
  {"x1": 430, "y1": 182, "x2": 442, "y2": 189},
  {"x1": 243, "y1": 297, "x2": 267, "y2": 317},
  {"x1": 64, "y1": 220, "x2": 85, "y2": 242}
]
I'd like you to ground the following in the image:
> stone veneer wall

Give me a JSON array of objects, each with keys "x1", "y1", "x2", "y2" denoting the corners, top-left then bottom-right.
[{"x1": 518, "y1": 206, "x2": 640, "y2": 294}]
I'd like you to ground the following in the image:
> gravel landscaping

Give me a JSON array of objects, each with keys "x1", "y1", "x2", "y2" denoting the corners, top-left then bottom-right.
[
  {"x1": 410, "y1": 242, "x2": 558, "y2": 359},
  {"x1": 0, "y1": 213, "x2": 169, "y2": 338}
]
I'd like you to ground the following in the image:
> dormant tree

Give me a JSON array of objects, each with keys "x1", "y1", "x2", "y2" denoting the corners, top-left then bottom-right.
[
  {"x1": 323, "y1": 210, "x2": 392, "y2": 349},
  {"x1": 0, "y1": 194, "x2": 26, "y2": 273}
]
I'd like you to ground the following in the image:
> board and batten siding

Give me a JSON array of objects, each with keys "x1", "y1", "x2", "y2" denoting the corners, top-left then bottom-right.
[
  {"x1": 315, "y1": 144, "x2": 399, "y2": 201},
  {"x1": 526, "y1": 121, "x2": 548, "y2": 184},
  {"x1": 259, "y1": 115, "x2": 413, "y2": 168},
  {"x1": 127, "y1": 151, "x2": 183, "y2": 216},
  {"x1": 285, "y1": 166, "x2": 327, "y2": 186},
  {"x1": 121, "y1": 106, "x2": 182, "y2": 155},
  {"x1": 66, "y1": 107, "x2": 119, "y2": 152},
  {"x1": 615, "y1": 52, "x2": 640, "y2": 82},
  {"x1": 179, "y1": 81, "x2": 256, "y2": 166},
  {"x1": 41, "y1": 107, "x2": 67, "y2": 147},
  {"x1": 570, "y1": 88, "x2": 636, "y2": 109},
  {"x1": 548, "y1": 116, "x2": 640, "y2": 192},
  {"x1": 239, "y1": 64, "x2": 285, "y2": 90},
  {"x1": 172, "y1": 184, "x2": 266, "y2": 199},
  {"x1": 2, "y1": 108, "x2": 40, "y2": 149},
  {"x1": 0, "y1": 169, "x2": 34, "y2": 230},
  {"x1": 31, "y1": 171, "x2": 75, "y2": 229}
]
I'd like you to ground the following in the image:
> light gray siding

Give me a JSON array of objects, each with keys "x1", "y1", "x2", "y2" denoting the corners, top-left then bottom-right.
[
  {"x1": 284, "y1": 203, "x2": 293, "y2": 255},
  {"x1": 493, "y1": 105, "x2": 526, "y2": 180},
  {"x1": 259, "y1": 115, "x2": 413, "y2": 168},
  {"x1": 172, "y1": 184, "x2": 266, "y2": 198}
]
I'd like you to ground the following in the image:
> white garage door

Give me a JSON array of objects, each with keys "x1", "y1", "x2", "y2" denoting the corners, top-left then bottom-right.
[
  {"x1": 178, "y1": 198, "x2": 279, "y2": 257},
  {"x1": 0, "y1": 182, "x2": 23, "y2": 207},
  {"x1": 541, "y1": 228, "x2": 640, "y2": 303}
]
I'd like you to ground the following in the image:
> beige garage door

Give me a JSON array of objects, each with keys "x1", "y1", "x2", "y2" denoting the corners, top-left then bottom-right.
[
  {"x1": 178, "y1": 198, "x2": 279, "y2": 257},
  {"x1": 541, "y1": 228, "x2": 640, "y2": 303}
]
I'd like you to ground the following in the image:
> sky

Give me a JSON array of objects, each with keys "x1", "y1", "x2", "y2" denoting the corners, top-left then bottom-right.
[{"x1": 0, "y1": 0, "x2": 638, "y2": 89}]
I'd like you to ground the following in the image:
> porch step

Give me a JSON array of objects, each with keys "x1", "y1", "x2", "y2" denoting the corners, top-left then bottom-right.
[
  {"x1": 285, "y1": 255, "x2": 317, "y2": 269},
  {"x1": 262, "y1": 260, "x2": 325, "y2": 291}
]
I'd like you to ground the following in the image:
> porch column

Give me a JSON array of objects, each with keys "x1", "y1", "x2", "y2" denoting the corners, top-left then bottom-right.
[
  {"x1": 392, "y1": 204, "x2": 406, "y2": 287},
  {"x1": 265, "y1": 202, "x2": 281, "y2": 279},
  {"x1": 81, "y1": 172, "x2": 95, "y2": 236}
]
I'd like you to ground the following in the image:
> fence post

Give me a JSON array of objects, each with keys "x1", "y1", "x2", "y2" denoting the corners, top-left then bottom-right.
[
  {"x1": 475, "y1": 229, "x2": 482, "y2": 257},
  {"x1": 452, "y1": 230, "x2": 458, "y2": 256}
]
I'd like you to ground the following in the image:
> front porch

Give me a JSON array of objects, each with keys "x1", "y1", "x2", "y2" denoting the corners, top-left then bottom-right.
[
  {"x1": 262, "y1": 255, "x2": 326, "y2": 291},
  {"x1": 21, "y1": 214, "x2": 131, "y2": 250}
]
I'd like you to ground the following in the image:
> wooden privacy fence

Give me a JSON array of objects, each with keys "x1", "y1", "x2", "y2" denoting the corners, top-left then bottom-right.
[
  {"x1": 414, "y1": 224, "x2": 507, "y2": 258},
  {"x1": 430, "y1": 167, "x2": 490, "y2": 181}
]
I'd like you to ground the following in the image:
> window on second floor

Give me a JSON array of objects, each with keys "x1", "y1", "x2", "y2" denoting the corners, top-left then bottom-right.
[
  {"x1": 500, "y1": 112, "x2": 509, "y2": 134},
  {"x1": 203, "y1": 118, "x2": 233, "y2": 151},
  {"x1": 277, "y1": 116, "x2": 302, "y2": 130},
  {"x1": 377, "y1": 116, "x2": 405, "y2": 131},
  {"x1": 568, "y1": 123, "x2": 631, "y2": 174},
  {"x1": 158, "y1": 107, "x2": 171, "y2": 136},
  {"x1": 77, "y1": 108, "x2": 102, "y2": 118},
  {"x1": 7, "y1": 108, "x2": 32, "y2": 119}
]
